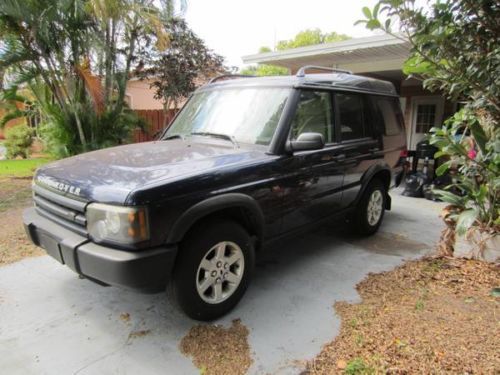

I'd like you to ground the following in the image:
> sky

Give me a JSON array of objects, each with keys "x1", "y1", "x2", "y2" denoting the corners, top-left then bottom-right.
[{"x1": 184, "y1": 0, "x2": 381, "y2": 69}]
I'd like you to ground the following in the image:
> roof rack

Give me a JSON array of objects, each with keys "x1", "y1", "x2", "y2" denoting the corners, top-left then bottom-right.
[
  {"x1": 209, "y1": 74, "x2": 255, "y2": 84},
  {"x1": 296, "y1": 65, "x2": 352, "y2": 77}
]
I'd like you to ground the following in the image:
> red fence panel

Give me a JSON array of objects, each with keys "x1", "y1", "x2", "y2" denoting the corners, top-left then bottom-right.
[{"x1": 132, "y1": 109, "x2": 177, "y2": 143}]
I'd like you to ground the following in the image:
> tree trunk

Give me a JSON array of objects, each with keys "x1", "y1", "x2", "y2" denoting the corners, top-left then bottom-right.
[{"x1": 113, "y1": 28, "x2": 137, "y2": 117}]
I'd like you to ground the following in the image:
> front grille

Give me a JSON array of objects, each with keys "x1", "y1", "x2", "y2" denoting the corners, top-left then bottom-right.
[{"x1": 33, "y1": 184, "x2": 88, "y2": 237}]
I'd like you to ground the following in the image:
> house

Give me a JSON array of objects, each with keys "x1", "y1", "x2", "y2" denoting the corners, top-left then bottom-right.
[
  {"x1": 125, "y1": 76, "x2": 211, "y2": 111},
  {"x1": 125, "y1": 78, "x2": 165, "y2": 110},
  {"x1": 242, "y1": 34, "x2": 458, "y2": 150}
]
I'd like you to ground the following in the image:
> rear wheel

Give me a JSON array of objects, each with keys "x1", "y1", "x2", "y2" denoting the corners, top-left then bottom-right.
[
  {"x1": 353, "y1": 179, "x2": 386, "y2": 235},
  {"x1": 170, "y1": 220, "x2": 254, "y2": 321}
]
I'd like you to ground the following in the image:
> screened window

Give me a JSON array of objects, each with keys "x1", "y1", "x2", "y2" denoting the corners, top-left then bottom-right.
[
  {"x1": 290, "y1": 91, "x2": 333, "y2": 143},
  {"x1": 415, "y1": 104, "x2": 436, "y2": 134},
  {"x1": 337, "y1": 93, "x2": 366, "y2": 141},
  {"x1": 375, "y1": 98, "x2": 401, "y2": 136}
]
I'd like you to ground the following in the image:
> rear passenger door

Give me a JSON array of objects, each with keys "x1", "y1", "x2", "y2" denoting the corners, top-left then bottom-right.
[{"x1": 334, "y1": 92, "x2": 381, "y2": 208}]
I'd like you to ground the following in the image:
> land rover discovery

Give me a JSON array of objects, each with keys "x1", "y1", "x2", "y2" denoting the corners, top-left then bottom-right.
[{"x1": 24, "y1": 66, "x2": 406, "y2": 320}]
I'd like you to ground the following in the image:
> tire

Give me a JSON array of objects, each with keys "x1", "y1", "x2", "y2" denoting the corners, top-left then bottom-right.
[
  {"x1": 170, "y1": 220, "x2": 254, "y2": 321},
  {"x1": 353, "y1": 179, "x2": 386, "y2": 236}
]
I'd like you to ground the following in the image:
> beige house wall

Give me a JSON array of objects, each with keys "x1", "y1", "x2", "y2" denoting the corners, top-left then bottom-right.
[{"x1": 125, "y1": 79, "x2": 164, "y2": 110}]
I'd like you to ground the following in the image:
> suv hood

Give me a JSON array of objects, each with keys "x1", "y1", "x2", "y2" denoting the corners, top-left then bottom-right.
[{"x1": 35, "y1": 140, "x2": 269, "y2": 204}]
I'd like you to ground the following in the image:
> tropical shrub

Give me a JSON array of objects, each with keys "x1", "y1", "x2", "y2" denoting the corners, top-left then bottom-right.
[
  {"x1": 4, "y1": 123, "x2": 33, "y2": 159},
  {"x1": 430, "y1": 108, "x2": 499, "y2": 235},
  {"x1": 0, "y1": 0, "x2": 172, "y2": 155},
  {"x1": 358, "y1": 0, "x2": 499, "y2": 255}
]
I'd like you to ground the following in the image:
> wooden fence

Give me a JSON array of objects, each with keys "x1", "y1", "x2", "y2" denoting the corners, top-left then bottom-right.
[{"x1": 132, "y1": 109, "x2": 177, "y2": 143}]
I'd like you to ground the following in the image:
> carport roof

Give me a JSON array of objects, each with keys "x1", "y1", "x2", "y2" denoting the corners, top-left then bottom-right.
[{"x1": 241, "y1": 34, "x2": 411, "y2": 74}]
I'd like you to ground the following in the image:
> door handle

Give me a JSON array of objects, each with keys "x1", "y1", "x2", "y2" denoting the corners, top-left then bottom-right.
[
  {"x1": 369, "y1": 147, "x2": 380, "y2": 153},
  {"x1": 332, "y1": 153, "x2": 346, "y2": 162}
]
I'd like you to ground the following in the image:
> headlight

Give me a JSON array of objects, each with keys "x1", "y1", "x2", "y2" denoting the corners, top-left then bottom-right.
[{"x1": 86, "y1": 203, "x2": 149, "y2": 245}]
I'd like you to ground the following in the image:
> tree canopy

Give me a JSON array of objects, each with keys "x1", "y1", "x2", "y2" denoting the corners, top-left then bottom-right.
[
  {"x1": 276, "y1": 29, "x2": 350, "y2": 50},
  {"x1": 139, "y1": 17, "x2": 225, "y2": 114}
]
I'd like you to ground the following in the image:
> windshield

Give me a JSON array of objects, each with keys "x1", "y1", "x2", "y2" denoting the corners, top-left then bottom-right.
[{"x1": 164, "y1": 87, "x2": 291, "y2": 145}]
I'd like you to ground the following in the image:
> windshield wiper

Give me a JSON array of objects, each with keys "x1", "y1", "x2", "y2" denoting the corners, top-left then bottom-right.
[
  {"x1": 190, "y1": 132, "x2": 239, "y2": 148},
  {"x1": 164, "y1": 134, "x2": 185, "y2": 141}
]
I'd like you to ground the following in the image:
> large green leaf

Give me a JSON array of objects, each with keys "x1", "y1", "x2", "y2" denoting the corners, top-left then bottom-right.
[
  {"x1": 456, "y1": 208, "x2": 479, "y2": 236},
  {"x1": 435, "y1": 161, "x2": 451, "y2": 176},
  {"x1": 433, "y1": 189, "x2": 465, "y2": 207},
  {"x1": 468, "y1": 122, "x2": 488, "y2": 155},
  {"x1": 362, "y1": 6, "x2": 372, "y2": 19},
  {"x1": 403, "y1": 56, "x2": 433, "y2": 75}
]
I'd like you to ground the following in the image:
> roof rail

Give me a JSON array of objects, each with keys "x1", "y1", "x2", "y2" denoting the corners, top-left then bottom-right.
[
  {"x1": 296, "y1": 65, "x2": 352, "y2": 77},
  {"x1": 209, "y1": 74, "x2": 255, "y2": 84}
]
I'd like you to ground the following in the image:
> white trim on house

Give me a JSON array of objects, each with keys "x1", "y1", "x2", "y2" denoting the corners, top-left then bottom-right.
[{"x1": 241, "y1": 34, "x2": 410, "y2": 73}]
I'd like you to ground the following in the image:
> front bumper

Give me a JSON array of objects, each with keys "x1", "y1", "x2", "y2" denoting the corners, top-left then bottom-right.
[{"x1": 23, "y1": 208, "x2": 177, "y2": 292}]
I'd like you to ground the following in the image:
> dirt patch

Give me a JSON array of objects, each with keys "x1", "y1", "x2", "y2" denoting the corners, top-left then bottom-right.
[
  {"x1": 343, "y1": 231, "x2": 429, "y2": 256},
  {"x1": 0, "y1": 177, "x2": 33, "y2": 213},
  {"x1": 180, "y1": 319, "x2": 253, "y2": 375},
  {"x1": 0, "y1": 177, "x2": 43, "y2": 266},
  {"x1": 120, "y1": 313, "x2": 131, "y2": 323},
  {"x1": 306, "y1": 257, "x2": 500, "y2": 374},
  {"x1": 128, "y1": 329, "x2": 151, "y2": 340}
]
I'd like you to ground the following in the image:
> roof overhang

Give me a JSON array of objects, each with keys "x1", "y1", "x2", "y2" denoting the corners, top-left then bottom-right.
[{"x1": 242, "y1": 34, "x2": 410, "y2": 74}]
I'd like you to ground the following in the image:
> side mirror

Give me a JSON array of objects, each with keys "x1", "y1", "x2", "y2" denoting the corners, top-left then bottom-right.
[{"x1": 286, "y1": 132, "x2": 325, "y2": 153}]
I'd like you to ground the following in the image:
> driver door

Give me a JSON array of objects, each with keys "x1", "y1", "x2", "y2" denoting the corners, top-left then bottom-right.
[{"x1": 279, "y1": 90, "x2": 345, "y2": 233}]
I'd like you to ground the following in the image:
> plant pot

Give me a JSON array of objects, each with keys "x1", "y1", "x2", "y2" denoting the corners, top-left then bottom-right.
[{"x1": 454, "y1": 229, "x2": 500, "y2": 262}]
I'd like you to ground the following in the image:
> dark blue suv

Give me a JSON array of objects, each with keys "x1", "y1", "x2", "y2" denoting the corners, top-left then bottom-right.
[{"x1": 24, "y1": 67, "x2": 406, "y2": 320}]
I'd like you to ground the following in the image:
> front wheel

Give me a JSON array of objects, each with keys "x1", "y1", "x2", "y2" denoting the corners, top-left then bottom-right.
[
  {"x1": 353, "y1": 179, "x2": 387, "y2": 236},
  {"x1": 170, "y1": 220, "x2": 254, "y2": 321}
]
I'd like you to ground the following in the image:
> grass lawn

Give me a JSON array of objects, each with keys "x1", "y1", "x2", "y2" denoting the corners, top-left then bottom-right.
[{"x1": 0, "y1": 158, "x2": 51, "y2": 177}]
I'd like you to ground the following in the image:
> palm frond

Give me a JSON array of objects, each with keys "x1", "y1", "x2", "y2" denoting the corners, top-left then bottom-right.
[
  {"x1": 0, "y1": 36, "x2": 32, "y2": 68},
  {"x1": 74, "y1": 62, "x2": 105, "y2": 115}
]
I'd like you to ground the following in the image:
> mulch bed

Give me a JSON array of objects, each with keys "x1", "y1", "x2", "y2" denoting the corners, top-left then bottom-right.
[
  {"x1": 0, "y1": 177, "x2": 43, "y2": 265},
  {"x1": 306, "y1": 257, "x2": 500, "y2": 374},
  {"x1": 180, "y1": 319, "x2": 253, "y2": 375}
]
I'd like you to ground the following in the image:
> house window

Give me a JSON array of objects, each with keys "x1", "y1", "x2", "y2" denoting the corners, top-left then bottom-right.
[
  {"x1": 290, "y1": 90, "x2": 333, "y2": 143},
  {"x1": 415, "y1": 104, "x2": 436, "y2": 133},
  {"x1": 336, "y1": 93, "x2": 365, "y2": 141}
]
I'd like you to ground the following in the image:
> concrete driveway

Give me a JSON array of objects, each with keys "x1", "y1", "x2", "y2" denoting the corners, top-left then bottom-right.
[{"x1": 0, "y1": 192, "x2": 444, "y2": 374}]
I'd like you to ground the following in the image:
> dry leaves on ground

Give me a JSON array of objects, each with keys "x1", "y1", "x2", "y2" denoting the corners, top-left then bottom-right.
[
  {"x1": 0, "y1": 177, "x2": 43, "y2": 265},
  {"x1": 306, "y1": 257, "x2": 500, "y2": 374},
  {"x1": 180, "y1": 319, "x2": 253, "y2": 375}
]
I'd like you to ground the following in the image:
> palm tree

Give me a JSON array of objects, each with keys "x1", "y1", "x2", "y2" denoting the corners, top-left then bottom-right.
[{"x1": 0, "y1": 0, "x2": 169, "y2": 155}]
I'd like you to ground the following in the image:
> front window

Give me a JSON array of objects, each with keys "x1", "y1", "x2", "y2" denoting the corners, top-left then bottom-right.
[
  {"x1": 289, "y1": 90, "x2": 334, "y2": 143},
  {"x1": 165, "y1": 87, "x2": 291, "y2": 145}
]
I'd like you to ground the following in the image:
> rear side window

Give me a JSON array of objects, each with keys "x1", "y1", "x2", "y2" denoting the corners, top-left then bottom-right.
[
  {"x1": 336, "y1": 93, "x2": 366, "y2": 141},
  {"x1": 374, "y1": 97, "x2": 402, "y2": 136}
]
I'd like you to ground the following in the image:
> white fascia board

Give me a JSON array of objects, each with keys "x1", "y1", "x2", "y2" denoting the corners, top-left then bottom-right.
[{"x1": 242, "y1": 34, "x2": 408, "y2": 65}]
